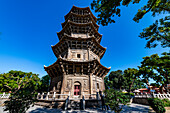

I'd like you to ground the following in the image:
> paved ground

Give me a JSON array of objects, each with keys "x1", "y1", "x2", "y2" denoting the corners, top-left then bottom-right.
[{"x1": 0, "y1": 103, "x2": 150, "y2": 113}]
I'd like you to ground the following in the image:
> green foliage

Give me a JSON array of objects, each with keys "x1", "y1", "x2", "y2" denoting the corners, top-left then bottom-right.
[
  {"x1": 162, "y1": 98, "x2": 170, "y2": 107},
  {"x1": 0, "y1": 70, "x2": 41, "y2": 113},
  {"x1": 139, "y1": 52, "x2": 170, "y2": 92},
  {"x1": 105, "y1": 69, "x2": 145, "y2": 92},
  {"x1": 105, "y1": 70, "x2": 125, "y2": 90},
  {"x1": 38, "y1": 75, "x2": 50, "y2": 92},
  {"x1": 91, "y1": 0, "x2": 169, "y2": 25},
  {"x1": 91, "y1": 0, "x2": 170, "y2": 48},
  {"x1": 104, "y1": 89, "x2": 130, "y2": 113},
  {"x1": 139, "y1": 16, "x2": 170, "y2": 48},
  {"x1": 124, "y1": 68, "x2": 139, "y2": 92},
  {"x1": 148, "y1": 98, "x2": 166, "y2": 113},
  {"x1": 124, "y1": 92, "x2": 135, "y2": 96}
]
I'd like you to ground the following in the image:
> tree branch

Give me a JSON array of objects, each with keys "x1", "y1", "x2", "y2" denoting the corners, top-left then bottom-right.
[
  {"x1": 4, "y1": 85, "x2": 12, "y2": 90},
  {"x1": 159, "y1": 6, "x2": 170, "y2": 11},
  {"x1": 95, "y1": 0, "x2": 110, "y2": 12},
  {"x1": 142, "y1": 0, "x2": 157, "y2": 16}
]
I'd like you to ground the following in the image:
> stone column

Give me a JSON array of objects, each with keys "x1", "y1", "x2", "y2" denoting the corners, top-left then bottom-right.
[
  {"x1": 89, "y1": 73, "x2": 93, "y2": 95},
  {"x1": 61, "y1": 75, "x2": 66, "y2": 94}
]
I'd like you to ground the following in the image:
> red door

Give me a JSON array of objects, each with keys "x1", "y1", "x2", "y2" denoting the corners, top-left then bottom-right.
[{"x1": 74, "y1": 85, "x2": 80, "y2": 95}]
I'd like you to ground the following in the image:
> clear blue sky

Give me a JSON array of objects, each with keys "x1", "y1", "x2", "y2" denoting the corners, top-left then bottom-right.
[{"x1": 0, "y1": 0, "x2": 168, "y2": 79}]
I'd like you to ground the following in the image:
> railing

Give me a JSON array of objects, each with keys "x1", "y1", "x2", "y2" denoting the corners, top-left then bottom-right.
[
  {"x1": 153, "y1": 94, "x2": 170, "y2": 99},
  {"x1": 0, "y1": 93, "x2": 10, "y2": 99},
  {"x1": 37, "y1": 92, "x2": 70, "y2": 100},
  {"x1": 134, "y1": 94, "x2": 153, "y2": 98},
  {"x1": 134, "y1": 93, "x2": 170, "y2": 100},
  {"x1": 37, "y1": 92, "x2": 100, "y2": 101},
  {"x1": 83, "y1": 94, "x2": 98, "y2": 100}
]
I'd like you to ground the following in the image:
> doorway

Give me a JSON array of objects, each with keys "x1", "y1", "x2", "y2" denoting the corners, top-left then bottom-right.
[{"x1": 74, "y1": 82, "x2": 81, "y2": 96}]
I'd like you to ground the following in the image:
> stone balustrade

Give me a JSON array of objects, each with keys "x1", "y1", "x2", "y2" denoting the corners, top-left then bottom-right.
[
  {"x1": 153, "y1": 94, "x2": 170, "y2": 99},
  {"x1": 37, "y1": 92, "x2": 99, "y2": 101},
  {"x1": 83, "y1": 94, "x2": 99, "y2": 100},
  {"x1": 37, "y1": 92, "x2": 70, "y2": 100},
  {"x1": 134, "y1": 93, "x2": 170, "y2": 100},
  {"x1": 0, "y1": 92, "x2": 10, "y2": 99}
]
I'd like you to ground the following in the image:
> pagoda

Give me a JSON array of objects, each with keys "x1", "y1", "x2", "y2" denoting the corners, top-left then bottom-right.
[{"x1": 44, "y1": 6, "x2": 110, "y2": 99}]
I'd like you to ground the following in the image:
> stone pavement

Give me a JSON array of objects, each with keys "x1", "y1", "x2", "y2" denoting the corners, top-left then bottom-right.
[{"x1": 0, "y1": 103, "x2": 151, "y2": 113}]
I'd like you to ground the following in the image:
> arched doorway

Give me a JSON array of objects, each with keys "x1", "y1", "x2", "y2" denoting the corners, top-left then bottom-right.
[{"x1": 74, "y1": 82, "x2": 81, "y2": 96}]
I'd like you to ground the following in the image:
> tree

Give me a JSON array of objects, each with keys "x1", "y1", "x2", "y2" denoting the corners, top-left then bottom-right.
[
  {"x1": 124, "y1": 68, "x2": 139, "y2": 92},
  {"x1": 139, "y1": 16, "x2": 170, "y2": 48},
  {"x1": 105, "y1": 70, "x2": 125, "y2": 90},
  {"x1": 0, "y1": 70, "x2": 41, "y2": 113},
  {"x1": 91, "y1": 0, "x2": 170, "y2": 48},
  {"x1": 139, "y1": 52, "x2": 170, "y2": 93},
  {"x1": 131, "y1": 78, "x2": 146, "y2": 91},
  {"x1": 38, "y1": 75, "x2": 50, "y2": 92},
  {"x1": 104, "y1": 89, "x2": 130, "y2": 113},
  {"x1": 104, "y1": 70, "x2": 145, "y2": 92}
]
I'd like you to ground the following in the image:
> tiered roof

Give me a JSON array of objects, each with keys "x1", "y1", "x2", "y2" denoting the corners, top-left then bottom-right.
[
  {"x1": 45, "y1": 6, "x2": 110, "y2": 78},
  {"x1": 44, "y1": 58, "x2": 110, "y2": 78},
  {"x1": 52, "y1": 34, "x2": 106, "y2": 58}
]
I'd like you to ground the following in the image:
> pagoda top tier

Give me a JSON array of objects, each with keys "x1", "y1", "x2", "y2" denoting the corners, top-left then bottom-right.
[{"x1": 64, "y1": 6, "x2": 97, "y2": 22}]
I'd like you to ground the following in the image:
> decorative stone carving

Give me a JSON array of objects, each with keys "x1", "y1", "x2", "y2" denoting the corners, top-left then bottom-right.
[
  {"x1": 57, "y1": 81, "x2": 61, "y2": 90},
  {"x1": 83, "y1": 80, "x2": 88, "y2": 90},
  {"x1": 66, "y1": 80, "x2": 71, "y2": 90}
]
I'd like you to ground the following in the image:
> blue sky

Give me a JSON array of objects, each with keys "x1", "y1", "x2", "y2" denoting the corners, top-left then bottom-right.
[{"x1": 0, "y1": 0, "x2": 168, "y2": 79}]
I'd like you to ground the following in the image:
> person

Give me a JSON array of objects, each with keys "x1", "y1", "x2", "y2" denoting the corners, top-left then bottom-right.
[{"x1": 99, "y1": 91, "x2": 106, "y2": 110}]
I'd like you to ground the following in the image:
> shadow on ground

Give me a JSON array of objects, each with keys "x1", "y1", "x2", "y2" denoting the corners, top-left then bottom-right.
[
  {"x1": 121, "y1": 104, "x2": 149, "y2": 113},
  {"x1": 28, "y1": 107, "x2": 112, "y2": 113},
  {"x1": 27, "y1": 104, "x2": 150, "y2": 113}
]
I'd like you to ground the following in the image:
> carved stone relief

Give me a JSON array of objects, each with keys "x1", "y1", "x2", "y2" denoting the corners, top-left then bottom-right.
[
  {"x1": 66, "y1": 79, "x2": 72, "y2": 90},
  {"x1": 57, "y1": 81, "x2": 61, "y2": 90},
  {"x1": 83, "y1": 79, "x2": 88, "y2": 90}
]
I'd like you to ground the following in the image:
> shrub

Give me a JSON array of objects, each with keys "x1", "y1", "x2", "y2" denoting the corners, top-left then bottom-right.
[
  {"x1": 148, "y1": 98, "x2": 166, "y2": 113},
  {"x1": 104, "y1": 89, "x2": 130, "y2": 113},
  {"x1": 162, "y1": 99, "x2": 170, "y2": 107}
]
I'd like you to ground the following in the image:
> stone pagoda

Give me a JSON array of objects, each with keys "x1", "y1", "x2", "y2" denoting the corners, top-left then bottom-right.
[{"x1": 44, "y1": 6, "x2": 110, "y2": 99}]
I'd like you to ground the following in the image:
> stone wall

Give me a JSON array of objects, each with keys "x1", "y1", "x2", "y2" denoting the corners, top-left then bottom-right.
[{"x1": 133, "y1": 98, "x2": 149, "y2": 105}]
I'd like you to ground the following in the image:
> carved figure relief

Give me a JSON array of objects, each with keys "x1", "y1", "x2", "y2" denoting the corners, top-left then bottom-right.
[
  {"x1": 83, "y1": 80, "x2": 88, "y2": 90},
  {"x1": 66, "y1": 80, "x2": 71, "y2": 90},
  {"x1": 57, "y1": 81, "x2": 61, "y2": 90}
]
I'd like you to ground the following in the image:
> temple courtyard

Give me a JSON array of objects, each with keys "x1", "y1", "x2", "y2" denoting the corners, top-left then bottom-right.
[{"x1": 0, "y1": 103, "x2": 150, "y2": 113}]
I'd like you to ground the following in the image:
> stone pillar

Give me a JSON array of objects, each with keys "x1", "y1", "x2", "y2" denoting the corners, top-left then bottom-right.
[
  {"x1": 46, "y1": 92, "x2": 49, "y2": 100},
  {"x1": 41, "y1": 93, "x2": 44, "y2": 100},
  {"x1": 88, "y1": 48, "x2": 90, "y2": 60},
  {"x1": 89, "y1": 73, "x2": 93, "y2": 95},
  {"x1": 61, "y1": 75, "x2": 66, "y2": 94},
  {"x1": 71, "y1": 79, "x2": 74, "y2": 98},
  {"x1": 53, "y1": 92, "x2": 56, "y2": 100}
]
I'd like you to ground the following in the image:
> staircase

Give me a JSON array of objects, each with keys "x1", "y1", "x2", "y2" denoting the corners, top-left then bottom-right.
[
  {"x1": 64, "y1": 96, "x2": 85, "y2": 110},
  {"x1": 70, "y1": 101, "x2": 80, "y2": 110}
]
